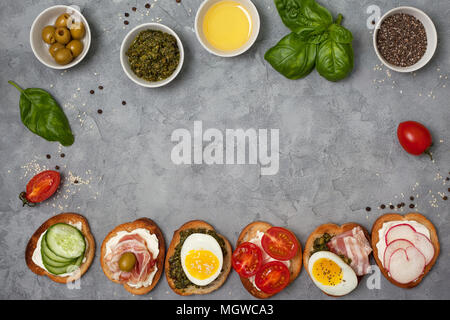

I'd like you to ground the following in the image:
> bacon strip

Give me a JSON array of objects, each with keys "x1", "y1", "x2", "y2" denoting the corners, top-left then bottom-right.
[
  {"x1": 105, "y1": 234, "x2": 156, "y2": 286},
  {"x1": 327, "y1": 226, "x2": 372, "y2": 276}
]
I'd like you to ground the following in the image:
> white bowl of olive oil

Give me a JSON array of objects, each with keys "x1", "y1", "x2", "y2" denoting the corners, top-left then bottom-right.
[{"x1": 195, "y1": 0, "x2": 260, "y2": 57}]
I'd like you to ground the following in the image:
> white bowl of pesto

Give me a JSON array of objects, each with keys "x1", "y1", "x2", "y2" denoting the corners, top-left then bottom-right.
[{"x1": 120, "y1": 23, "x2": 184, "y2": 88}]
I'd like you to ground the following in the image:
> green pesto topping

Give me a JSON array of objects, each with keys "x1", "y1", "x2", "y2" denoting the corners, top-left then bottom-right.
[
  {"x1": 168, "y1": 228, "x2": 226, "y2": 290},
  {"x1": 126, "y1": 30, "x2": 180, "y2": 82}
]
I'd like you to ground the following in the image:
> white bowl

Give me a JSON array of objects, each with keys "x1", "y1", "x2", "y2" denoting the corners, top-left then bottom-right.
[
  {"x1": 373, "y1": 6, "x2": 437, "y2": 73},
  {"x1": 195, "y1": 0, "x2": 260, "y2": 57},
  {"x1": 120, "y1": 23, "x2": 184, "y2": 88},
  {"x1": 30, "y1": 5, "x2": 91, "y2": 70}
]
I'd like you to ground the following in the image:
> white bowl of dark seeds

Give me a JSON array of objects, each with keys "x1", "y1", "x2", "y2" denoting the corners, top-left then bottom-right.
[{"x1": 373, "y1": 6, "x2": 437, "y2": 73}]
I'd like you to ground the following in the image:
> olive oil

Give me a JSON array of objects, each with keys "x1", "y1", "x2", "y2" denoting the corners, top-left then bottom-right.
[{"x1": 203, "y1": 0, "x2": 252, "y2": 52}]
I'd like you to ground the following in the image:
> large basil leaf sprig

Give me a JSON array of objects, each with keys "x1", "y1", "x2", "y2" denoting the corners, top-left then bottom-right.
[
  {"x1": 8, "y1": 81, "x2": 74, "y2": 146},
  {"x1": 264, "y1": 32, "x2": 317, "y2": 80},
  {"x1": 266, "y1": 0, "x2": 354, "y2": 82}
]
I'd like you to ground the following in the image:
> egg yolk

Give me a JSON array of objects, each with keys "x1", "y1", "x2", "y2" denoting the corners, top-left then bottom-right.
[
  {"x1": 312, "y1": 258, "x2": 343, "y2": 286},
  {"x1": 185, "y1": 250, "x2": 220, "y2": 280}
]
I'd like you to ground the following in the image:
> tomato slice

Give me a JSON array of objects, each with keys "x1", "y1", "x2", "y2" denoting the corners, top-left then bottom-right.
[
  {"x1": 232, "y1": 242, "x2": 263, "y2": 278},
  {"x1": 255, "y1": 261, "x2": 290, "y2": 294},
  {"x1": 23, "y1": 170, "x2": 60, "y2": 205},
  {"x1": 261, "y1": 227, "x2": 298, "y2": 261}
]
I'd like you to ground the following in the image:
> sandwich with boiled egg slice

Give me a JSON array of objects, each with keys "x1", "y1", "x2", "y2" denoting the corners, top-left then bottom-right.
[
  {"x1": 100, "y1": 218, "x2": 165, "y2": 295},
  {"x1": 165, "y1": 220, "x2": 232, "y2": 295},
  {"x1": 304, "y1": 222, "x2": 372, "y2": 297}
]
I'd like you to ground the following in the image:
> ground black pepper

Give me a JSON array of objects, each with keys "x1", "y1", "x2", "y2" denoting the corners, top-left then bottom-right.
[
  {"x1": 410, "y1": 196, "x2": 414, "y2": 201},
  {"x1": 97, "y1": 109, "x2": 103, "y2": 114},
  {"x1": 122, "y1": 101, "x2": 127, "y2": 105},
  {"x1": 409, "y1": 204, "x2": 415, "y2": 208},
  {"x1": 98, "y1": 85, "x2": 104, "y2": 90},
  {"x1": 60, "y1": 153, "x2": 65, "y2": 158},
  {"x1": 380, "y1": 204, "x2": 386, "y2": 209},
  {"x1": 132, "y1": 7, "x2": 137, "y2": 11},
  {"x1": 124, "y1": 20, "x2": 129, "y2": 25},
  {"x1": 443, "y1": 196, "x2": 448, "y2": 201},
  {"x1": 55, "y1": 165, "x2": 60, "y2": 170},
  {"x1": 366, "y1": 207, "x2": 371, "y2": 212},
  {"x1": 90, "y1": 90, "x2": 94, "y2": 94},
  {"x1": 46, "y1": 154, "x2": 51, "y2": 159},
  {"x1": 376, "y1": 13, "x2": 427, "y2": 67},
  {"x1": 145, "y1": 3, "x2": 150, "y2": 8},
  {"x1": 390, "y1": 205, "x2": 395, "y2": 209}
]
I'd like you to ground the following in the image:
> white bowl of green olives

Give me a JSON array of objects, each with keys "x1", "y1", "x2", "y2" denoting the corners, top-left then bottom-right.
[{"x1": 30, "y1": 5, "x2": 91, "y2": 69}]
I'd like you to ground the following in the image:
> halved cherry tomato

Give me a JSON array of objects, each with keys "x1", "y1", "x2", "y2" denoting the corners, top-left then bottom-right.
[
  {"x1": 261, "y1": 227, "x2": 299, "y2": 261},
  {"x1": 397, "y1": 121, "x2": 433, "y2": 159},
  {"x1": 19, "y1": 170, "x2": 60, "y2": 207},
  {"x1": 255, "y1": 261, "x2": 290, "y2": 294},
  {"x1": 232, "y1": 242, "x2": 263, "y2": 278}
]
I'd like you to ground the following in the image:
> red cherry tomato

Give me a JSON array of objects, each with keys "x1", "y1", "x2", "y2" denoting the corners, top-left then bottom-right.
[
  {"x1": 261, "y1": 227, "x2": 299, "y2": 261},
  {"x1": 397, "y1": 121, "x2": 433, "y2": 159},
  {"x1": 20, "y1": 170, "x2": 60, "y2": 206},
  {"x1": 255, "y1": 261, "x2": 290, "y2": 294},
  {"x1": 232, "y1": 242, "x2": 263, "y2": 278}
]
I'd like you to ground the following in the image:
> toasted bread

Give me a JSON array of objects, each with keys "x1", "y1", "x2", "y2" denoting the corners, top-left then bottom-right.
[
  {"x1": 371, "y1": 212, "x2": 440, "y2": 288},
  {"x1": 164, "y1": 220, "x2": 232, "y2": 296},
  {"x1": 25, "y1": 212, "x2": 95, "y2": 284},
  {"x1": 303, "y1": 222, "x2": 370, "y2": 297},
  {"x1": 100, "y1": 218, "x2": 165, "y2": 295},
  {"x1": 236, "y1": 221, "x2": 302, "y2": 299}
]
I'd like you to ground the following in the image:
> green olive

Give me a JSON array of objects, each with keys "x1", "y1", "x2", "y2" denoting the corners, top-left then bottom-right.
[
  {"x1": 55, "y1": 27, "x2": 71, "y2": 44},
  {"x1": 54, "y1": 48, "x2": 73, "y2": 65},
  {"x1": 66, "y1": 40, "x2": 83, "y2": 58},
  {"x1": 118, "y1": 252, "x2": 136, "y2": 272},
  {"x1": 55, "y1": 13, "x2": 72, "y2": 28},
  {"x1": 42, "y1": 26, "x2": 56, "y2": 44},
  {"x1": 69, "y1": 22, "x2": 85, "y2": 40},
  {"x1": 49, "y1": 42, "x2": 65, "y2": 58}
]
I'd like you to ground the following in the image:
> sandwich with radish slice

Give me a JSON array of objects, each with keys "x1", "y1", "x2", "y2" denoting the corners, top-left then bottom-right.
[{"x1": 371, "y1": 213, "x2": 440, "y2": 288}]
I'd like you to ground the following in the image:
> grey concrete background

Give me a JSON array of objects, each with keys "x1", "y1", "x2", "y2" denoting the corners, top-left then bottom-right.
[{"x1": 0, "y1": 0, "x2": 449, "y2": 300}]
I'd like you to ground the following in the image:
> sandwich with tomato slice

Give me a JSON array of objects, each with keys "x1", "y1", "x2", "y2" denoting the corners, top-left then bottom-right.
[{"x1": 232, "y1": 221, "x2": 302, "y2": 299}]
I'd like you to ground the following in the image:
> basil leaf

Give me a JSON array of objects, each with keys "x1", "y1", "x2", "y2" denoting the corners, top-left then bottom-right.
[
  {"x1": 315, "y1": 38, "x2": 354, "y2": 82},
  {"x1": 264, "y1": 32, "x2": 317, "y2": 80},
  {"x1": 9, "y1": 81, "x2": 75, "y2": 146},
  {"x1": 328, "y1": 19, "x2": 353, "y2": 43},
  {"x1": 274, "y1": 0, "x2": 333, "y2": 34}
]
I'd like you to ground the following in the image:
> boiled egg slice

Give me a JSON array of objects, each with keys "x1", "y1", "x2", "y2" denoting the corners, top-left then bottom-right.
[
  {"x1": 180, "y1": 233, "x2": 223, "y2": 286},
  {"x1": 308, "y1": 251, "x2": 358, "y2": 296}
]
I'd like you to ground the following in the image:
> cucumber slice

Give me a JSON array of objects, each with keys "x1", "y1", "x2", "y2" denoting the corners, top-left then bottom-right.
[
  {"x1": 41, "y1": 233, "x2": 76, "y2": 263},
  {"x1": 43, "y1": 255, "x2": 83, "y2": 275},
  {"x1": 42, "y1": 250, "x2": 73, "y2": 268},
  {"x1": 46, "y1": 223, "x2": 86, "y2": 259}
]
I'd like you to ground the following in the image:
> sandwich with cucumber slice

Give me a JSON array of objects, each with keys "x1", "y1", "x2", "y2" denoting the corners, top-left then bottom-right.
[{"x1": 25, "y1": 213, "x2": 95, "y2": 283}]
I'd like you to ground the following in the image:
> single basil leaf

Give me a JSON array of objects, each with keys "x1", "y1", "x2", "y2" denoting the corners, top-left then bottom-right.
[
  {"x1": 9, "y1": 81, "x2": 75, "y2": 146},
  {"x1": 328, "y1": 23, "x2": 353, "y2": 44},
  {"x1": 264, "y1": 32, "x2": 317, "y2": 80},
  {"x1": 315, "y1": 38, "x2": 354, "y2": 82},
  {"x1": 274, "y1": 0, "x2": 333, "y2": 34}
]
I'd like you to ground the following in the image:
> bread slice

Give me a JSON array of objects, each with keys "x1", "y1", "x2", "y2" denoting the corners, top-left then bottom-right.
[
  {"x1": 25, "y1": 212, "x2": 95, "y2": 284},
  {"x1": 165, "y1": 220, "x2": 232, "y2": 296},
  {"x1": 100, "y1": 218, "x2": 165, "y2": 295},
  {"x1": 303, "y1": 222, "x2": 370, "y2": 297},
  {"x1": 236, "y1": 221, "x2": 302, "y2": 299},
  {"x1": 371, "y1": 212, "x2": 440, "y2": 288}
]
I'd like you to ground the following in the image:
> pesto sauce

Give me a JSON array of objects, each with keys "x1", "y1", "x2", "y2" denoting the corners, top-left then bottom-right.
[
  {"x1": 168, "y1": 228, "x2": 227, "y2": 290},
  {"x1": 126, "y1": 30, "x2": 180, "y2": 82}
]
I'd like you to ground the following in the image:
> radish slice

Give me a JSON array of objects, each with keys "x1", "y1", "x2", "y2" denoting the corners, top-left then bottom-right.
[
  {"x1": 411, "y1": 232, "x2": 434, "y2": 265},
  {"x1": 383, "y1": 239, "x2": 414, "y2": 270},
  {"x1": 389, "y1": 247, "x2": 426, "y2": 284},
  {"x1": 385, "y1": 224, "x2": 416, "y2": 245}
]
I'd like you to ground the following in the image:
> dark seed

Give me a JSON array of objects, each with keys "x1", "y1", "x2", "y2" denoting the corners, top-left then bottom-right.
[
  {"x1": 46, "y1": 154, "x2": 51, "y2": 159},
  {"x1": 132, "y1": 7, "x2": 137, "y2": 11},
  {"x1": 97, "y1": 109, "x2": 103, "y2": 114},
  {"x1": 98, "y1": 86, "x2": 104, "y2": 90},
  {"x1": 60, "y1": 153, "x2": 65, "y2": 158},
  {"x1": 390, "y1": 205, "x2": 395, "y2": 209},
  {"x1": 145, "y1": 3, "x2": 150, "y2": 8},
  {"x1": 55, "y1": 165, "x2": 60, "y2": 170},
  {"x1": 409, "y1": 204, "x2": 415, "y2": 208},
  {"x1": 122, "y1": 101, "x2": 127, "y2": 105},
  {"x1": 380, "y1": 204, "x2": 386, "y2": 209},
  {"x1": 90, "y1": 90, "x2": 94, "y2": 94},
  {"x1": 124, "y1": 20, "x2": 129, "y2": 25},
  {"x1": 443, "y1": 196, "x2": 448, "y2": 201},
  {"x1": 446, "y1": 177, "x2": 449, "y2": 181},
  {"x1": 176, "y1": 0, "x2": 181, "y2": 3},
  {"x1": 366, "y1": 207, "x2": 371, "y2": 212},
  {"x1": 410, "y1": 196, "x2": 414, "y2": 201},
  {"x1": 397, "y1": 204, "x2": 402, "y2": 208},
  {"x1": 125, "y1": 12, "x2": 129, "y2": 17},
  {"x1": 448, "y1": 188, "x2": 450, "y2": 192},
  {"x1": 74, "y1": 180, "x2": 79, "y2": 184},
  {"x1": 401, "y1": 202, "x2": 405, "y2": 207}
]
